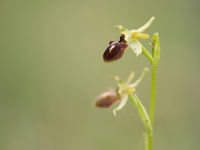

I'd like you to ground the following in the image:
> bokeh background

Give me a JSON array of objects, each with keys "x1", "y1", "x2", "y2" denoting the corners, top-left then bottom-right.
[{"x1": 0, "y1": 0, "x2": 200, "y2": 150}]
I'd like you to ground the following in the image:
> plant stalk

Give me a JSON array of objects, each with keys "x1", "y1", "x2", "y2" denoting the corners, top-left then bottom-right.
[
  {"x1": 148, "y1": 65, "x2": 157, "y2": 150},
  {"x1": 147, "y1": 129, "x2": 153, "y2": 150},
  {"x1": 142, "y1": 44, "x2": 158, "y2": 150},
  {"x1": 142, "y1": 46, "x2": 153, "y2": 64},
  {"x1": 149, "y1": 66, "x2": 157, "y2": 125},
  {"x1": 129, "y1": 94, "x2": 153, "y2": 150}
]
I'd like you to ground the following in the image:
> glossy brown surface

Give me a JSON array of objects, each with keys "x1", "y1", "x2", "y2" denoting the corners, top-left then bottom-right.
[{"x1": 103, "y1": 35, "x2": 128, "y2": 62}]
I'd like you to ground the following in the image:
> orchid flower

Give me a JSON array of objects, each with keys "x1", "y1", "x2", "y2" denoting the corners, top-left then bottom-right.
[
  {"x1": 94, "y1": 68, "x2": 149, "y2": 116},
  {"x1": 117, "y1": 16, "x2": 155, "y2": 57},
  {"x1": 103, "y1": 17, "x2": 155, "y2": 63}
]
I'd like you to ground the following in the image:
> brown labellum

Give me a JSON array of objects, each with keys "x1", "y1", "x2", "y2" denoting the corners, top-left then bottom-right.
[
  {"x1": 94, "y1": 88, "x2": 121, "y2": 108},
  {"x1": 103, "y1": 34, "x2": 128, "y2": 62}
]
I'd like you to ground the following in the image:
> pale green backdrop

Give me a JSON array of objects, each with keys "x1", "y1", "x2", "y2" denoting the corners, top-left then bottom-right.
[{"x1": 0, "y1": 0, "x2": 200, "y2": 150}]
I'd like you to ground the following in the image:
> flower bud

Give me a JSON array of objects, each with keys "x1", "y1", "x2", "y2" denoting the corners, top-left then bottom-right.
[{"x1": 151, "y1": 33, "x2": 160, "y2": 67}]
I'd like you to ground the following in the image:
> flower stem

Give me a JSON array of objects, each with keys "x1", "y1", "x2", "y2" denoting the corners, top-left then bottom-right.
[
  {"x1": 148, "y1": 65, "x2": 157, "y2": 150},
  {"x1": 129, "y1": 94, "x2": 153, "y2": 150},
  {"x1": 142, "y1": 46, "x2": 153, "y2": 64},
  {"x1": 149, "y1": 65, "x2": 157, "y2": 126},
  {"x1": 142, "y1": 46, "x2": 158, "y2": 150},
  {"x1": 147, "y1": 129, "x2": 153, "y2": 150}
]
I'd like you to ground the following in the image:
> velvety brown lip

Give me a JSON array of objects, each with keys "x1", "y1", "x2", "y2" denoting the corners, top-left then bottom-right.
[
  {"x1": 94, "y1": 88, "x2": 121, "y2": 108},
  {"x1": 103, "y1": 34, "x2": 128, "y2": 62}
]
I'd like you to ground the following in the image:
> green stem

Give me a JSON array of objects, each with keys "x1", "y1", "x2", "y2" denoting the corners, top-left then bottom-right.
[
  {"x1": 147, "y1": 129, "x2": 153, "y2": 150},
  {"x1": 147, "y1": 65, "x2": 157, "y2": 150},
  {"x1": 132, "y1": 41, "x2": 158, "y2": 150},
  {"x1": 149, "y1": 66, "x2": 157, "y2": 126},
  {"x1": 129, "y1": 65, "x2": 156, "y2": 150},
  {"x1": 129, "y1": 95, "x2": 137, "y2": 106},
  {"x1": 142, "y1": 46, "x2": 153, "y2": 64},
  {"x1": 129, "y1": 94, "x2": 153, "y2": 150},
  {"x1": 142, "y1": 46, "x2": 158, "y2": 150}
]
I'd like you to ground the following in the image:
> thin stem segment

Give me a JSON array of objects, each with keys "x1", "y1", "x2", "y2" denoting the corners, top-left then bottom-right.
[
  {"x1": 147, "y1": 65, "x2": 157, "y2": 150},
  {"x1": 147, "y1": 129, "x2": 153, "y2": 150},
  {"x1": 142, "y1": 46, "x2": 153, "y2": 64},
  {"x1": 129, "y1": 94, "x2": 153, "y2": 150},
  {"x1": 149, "y1": 65, "x2": 157, "y2": 126},
  {"x1": 142, "y1": 46, "x2": 159, "y2": 150}
]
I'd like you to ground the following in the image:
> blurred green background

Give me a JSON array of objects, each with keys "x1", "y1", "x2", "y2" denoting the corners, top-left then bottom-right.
[{"x1": 0, "y1": 0, "x2": 200, "y2": 150}]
